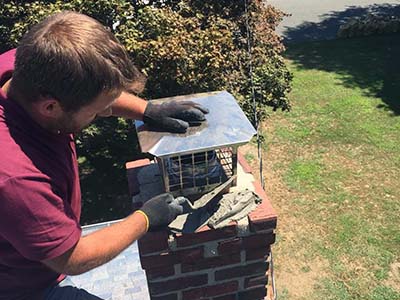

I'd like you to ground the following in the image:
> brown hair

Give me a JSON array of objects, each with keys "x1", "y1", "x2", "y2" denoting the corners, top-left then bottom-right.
[{"x1": 10, "y1": 11, "x2": 145, "y2": 112}]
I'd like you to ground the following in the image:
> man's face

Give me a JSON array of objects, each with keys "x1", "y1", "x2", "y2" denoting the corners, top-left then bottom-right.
[{"x1": 56, "y1": 90, "x2": 121, "y2": 134}]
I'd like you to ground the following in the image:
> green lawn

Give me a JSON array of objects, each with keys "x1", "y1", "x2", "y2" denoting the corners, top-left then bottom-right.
[{"x1": 246, "y1": 35, "x2": 400, "y2": 300}]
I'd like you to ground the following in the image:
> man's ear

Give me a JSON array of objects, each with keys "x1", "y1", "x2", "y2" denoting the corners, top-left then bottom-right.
[{"x1": 36, "y1": 96, "x2": 64, "y2": 119}]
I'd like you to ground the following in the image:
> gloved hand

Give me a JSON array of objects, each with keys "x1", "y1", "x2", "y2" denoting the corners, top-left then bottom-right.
[
  {"x1": 143, "y1": 100, "x2": 209, "y2": 133},
  {"x1": 136, "y1": 193, "x2": 185, "y2": 232}
]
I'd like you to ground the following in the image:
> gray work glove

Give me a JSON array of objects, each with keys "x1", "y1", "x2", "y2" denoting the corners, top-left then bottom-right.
[
  {"x1": 137, "y1": 193, "x2": 185, "y2": 232},
  {"x1": 143, "y1": 100, "x2": 209, "y2": 133}
]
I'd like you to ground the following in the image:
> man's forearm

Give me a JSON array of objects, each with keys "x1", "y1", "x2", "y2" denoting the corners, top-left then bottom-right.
[
  {"x1": 111, "y1": 91, "x2": 148, "y2": 120},
  {"x1": 43, "y1": 211, "x2": 147, "y2": 275}
]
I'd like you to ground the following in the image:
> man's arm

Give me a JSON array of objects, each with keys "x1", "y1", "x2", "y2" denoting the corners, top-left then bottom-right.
[
  {"x1": 110, "y1": 91, "x2": 209, "y2": 133},
  {"x1": 43, "y1": 211, "x2": 147, "y2": 275},
  {"x1": 42, "y1": 193, "x2": 183, "y2": 275},
  {"x1": 110, "y1": 91, "x2": 147, "y2": 120}
]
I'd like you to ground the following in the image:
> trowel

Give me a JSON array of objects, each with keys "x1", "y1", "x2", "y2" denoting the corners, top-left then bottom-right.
[
  {"x1": 177, "y1": 175, "x2": 236, "y2": 213},
  {"x1": 169, "y1": 175, "x2": 237, "y2": 233}
]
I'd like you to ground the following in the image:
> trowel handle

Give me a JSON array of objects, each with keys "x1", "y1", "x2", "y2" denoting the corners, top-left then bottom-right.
[{"x1": 174, "y1": 196, "x2": 195, "y2": 211}]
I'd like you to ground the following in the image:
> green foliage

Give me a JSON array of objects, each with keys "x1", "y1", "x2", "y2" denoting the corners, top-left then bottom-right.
[{"x1": 0, "y1": 0, "x2": 292, "y2": 117}]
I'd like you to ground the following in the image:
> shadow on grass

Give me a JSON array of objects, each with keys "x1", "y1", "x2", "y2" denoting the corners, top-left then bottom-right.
[
  {"x1": 285, "y1": 34, "x2": 400, "y2": 116},
  {"x1": 77, "y1": 118, "x2": 146, "y2": 225},
  {"x1": 283, "y1": 3, "x2": 400, "y2": 43},
  {"x1": 283, "y1": 3, "x2": 400, "y2": 116}
]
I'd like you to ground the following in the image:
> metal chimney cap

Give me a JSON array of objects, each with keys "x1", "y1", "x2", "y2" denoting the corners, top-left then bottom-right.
[{"x1": 135, "y1": 91, "x2": 256, "y2": 157}]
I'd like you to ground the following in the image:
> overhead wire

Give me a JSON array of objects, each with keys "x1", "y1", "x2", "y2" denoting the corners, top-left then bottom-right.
[{"x1": 243, "y1": 0, "x2": 277, "y2": 299}]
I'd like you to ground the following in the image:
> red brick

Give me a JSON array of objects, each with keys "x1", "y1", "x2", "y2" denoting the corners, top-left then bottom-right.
[
  {"x1": 141, "y1": 247, "x2": 204, "y2": 269},
  {"x1": 242, "y1": 233, "x2": 275, "y2": 249},
  {"x1": 244, "y1": 275, "x2": 268, "y2": 288},
  {"x1": 181, "y1": 253, "x2": 241, "y2": 273},
  {"x1": 215, "y1": 261, "x2": 268, "y2": 281},
  {"x1": 196, "y1": 225, "x2": 212, "y2": 232},
  {"x1": 176, "y1": 225, "x2": 237, "y2": 247},
  {"x1": 249, "y1": 218, "x2": 277, "y2": 233},
  {"x1": 238, "y1": 286, "x2": 267, "y2": 299},
  {"x1": 138, "y1": 230, "x2": 169, "y2": 255},
  {"x1": 249, "y1": 181, "x2": 277, "y2": 223},
  {"x1": 237, "y1": 151, "x2": 253, "y2": 174},
  {"x1": 146, "y1": 265, "x2": 175, "y2": 280},
  {"x1": 152, "y1": 293, "x2": 178, "y2": 300},
  {"x1": 181, "y1": 247, "x2": 206, "y2": 263},
  {"x1": 148, "y1": 273, "x2": 208, "y2": 295},
  {"x1": 217, "y1": 238, "x2": 242, "y2": 255},
  {"x1": 212, "y1": 294, "x2": 236, "y2": 300},
  {"x1": 235, "y1": 155, "x2": 278, "y2": 236},
  {"x1": 182, "y1": 281, "x2": 238, "y2": 299},
  {"x1": 216, "y1": 233, "x2": 275, "y2": 258},
  {"x1": 125, "y1": 159, "x2": 151, "y2": 169},
  {"x1": 126, "y1": 159, "x2": 151, "y2": 196},
  {"x1": 245, "y1": 247, "x2": 270, "y2": 261}
]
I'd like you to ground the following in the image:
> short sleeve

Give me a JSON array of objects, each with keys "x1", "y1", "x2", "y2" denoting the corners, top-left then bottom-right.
[
  {"x1": 0, "y1": 174, "x2": 82, "y2": 261},
  {"x1": 0, "y1": 48, "x2": 16, "y2": 84}
]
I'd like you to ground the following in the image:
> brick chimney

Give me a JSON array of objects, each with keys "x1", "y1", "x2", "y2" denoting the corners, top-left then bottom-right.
[{"x1": 126, "y1": 152, "x2": 277, "y2": 300}]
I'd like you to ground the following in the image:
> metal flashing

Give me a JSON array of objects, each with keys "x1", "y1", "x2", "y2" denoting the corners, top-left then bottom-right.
[{"x1": 135, "y1": 91, "x2": 256, "y2": 157}]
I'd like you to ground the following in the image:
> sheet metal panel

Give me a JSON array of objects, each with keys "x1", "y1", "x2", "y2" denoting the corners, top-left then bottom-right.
[{"x1": 135, "y1": 91, "x2": 256, "y2": 157}]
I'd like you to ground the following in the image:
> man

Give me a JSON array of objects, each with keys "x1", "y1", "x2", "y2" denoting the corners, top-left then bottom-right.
[{"x1": 0, "y1": 11, "x2": 208, "y2": 300}]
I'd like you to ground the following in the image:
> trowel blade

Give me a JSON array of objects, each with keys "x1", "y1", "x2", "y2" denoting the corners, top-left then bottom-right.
[{"x1": 191, "y1": 175, "x2": 237, "y2": 210}]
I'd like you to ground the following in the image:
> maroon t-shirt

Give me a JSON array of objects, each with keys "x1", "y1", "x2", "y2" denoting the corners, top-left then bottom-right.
[{"x1": 0, "y1": 49, "x2": 82, "y2": 299}]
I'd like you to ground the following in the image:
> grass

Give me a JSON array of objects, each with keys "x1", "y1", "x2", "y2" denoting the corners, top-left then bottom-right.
[
  {"x1": 244, "y1": 35, "x2": 400, "y2": 300},
  {"x1": 76, "y1": 33, "x2": 400, "y2": 298}
]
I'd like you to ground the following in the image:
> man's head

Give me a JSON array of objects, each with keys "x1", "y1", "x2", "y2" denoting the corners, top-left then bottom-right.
[{"x1": 8, "y1": 11, "x2": 145, "y2": 133}]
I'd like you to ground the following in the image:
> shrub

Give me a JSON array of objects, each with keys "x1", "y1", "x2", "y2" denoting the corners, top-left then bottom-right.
[
  {"x1": 338, "y1": 14, "x2": 400, "y2": 39},
  {"x1": 0, "y1": 0, "x2": 292, "y2": 120}
]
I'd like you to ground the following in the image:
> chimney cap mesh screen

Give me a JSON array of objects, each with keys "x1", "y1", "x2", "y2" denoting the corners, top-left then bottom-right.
[
  {"x1": 159, "y1": 147, "x2": 235, "y2": 195},
  {"x1": 135, "y1": 91, "x2": 256, "y2": 158}
]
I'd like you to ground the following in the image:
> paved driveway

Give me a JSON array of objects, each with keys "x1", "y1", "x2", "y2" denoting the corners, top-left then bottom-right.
[{"x1": 268, "y1": 0, "x2": 400, "y2": 42}]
